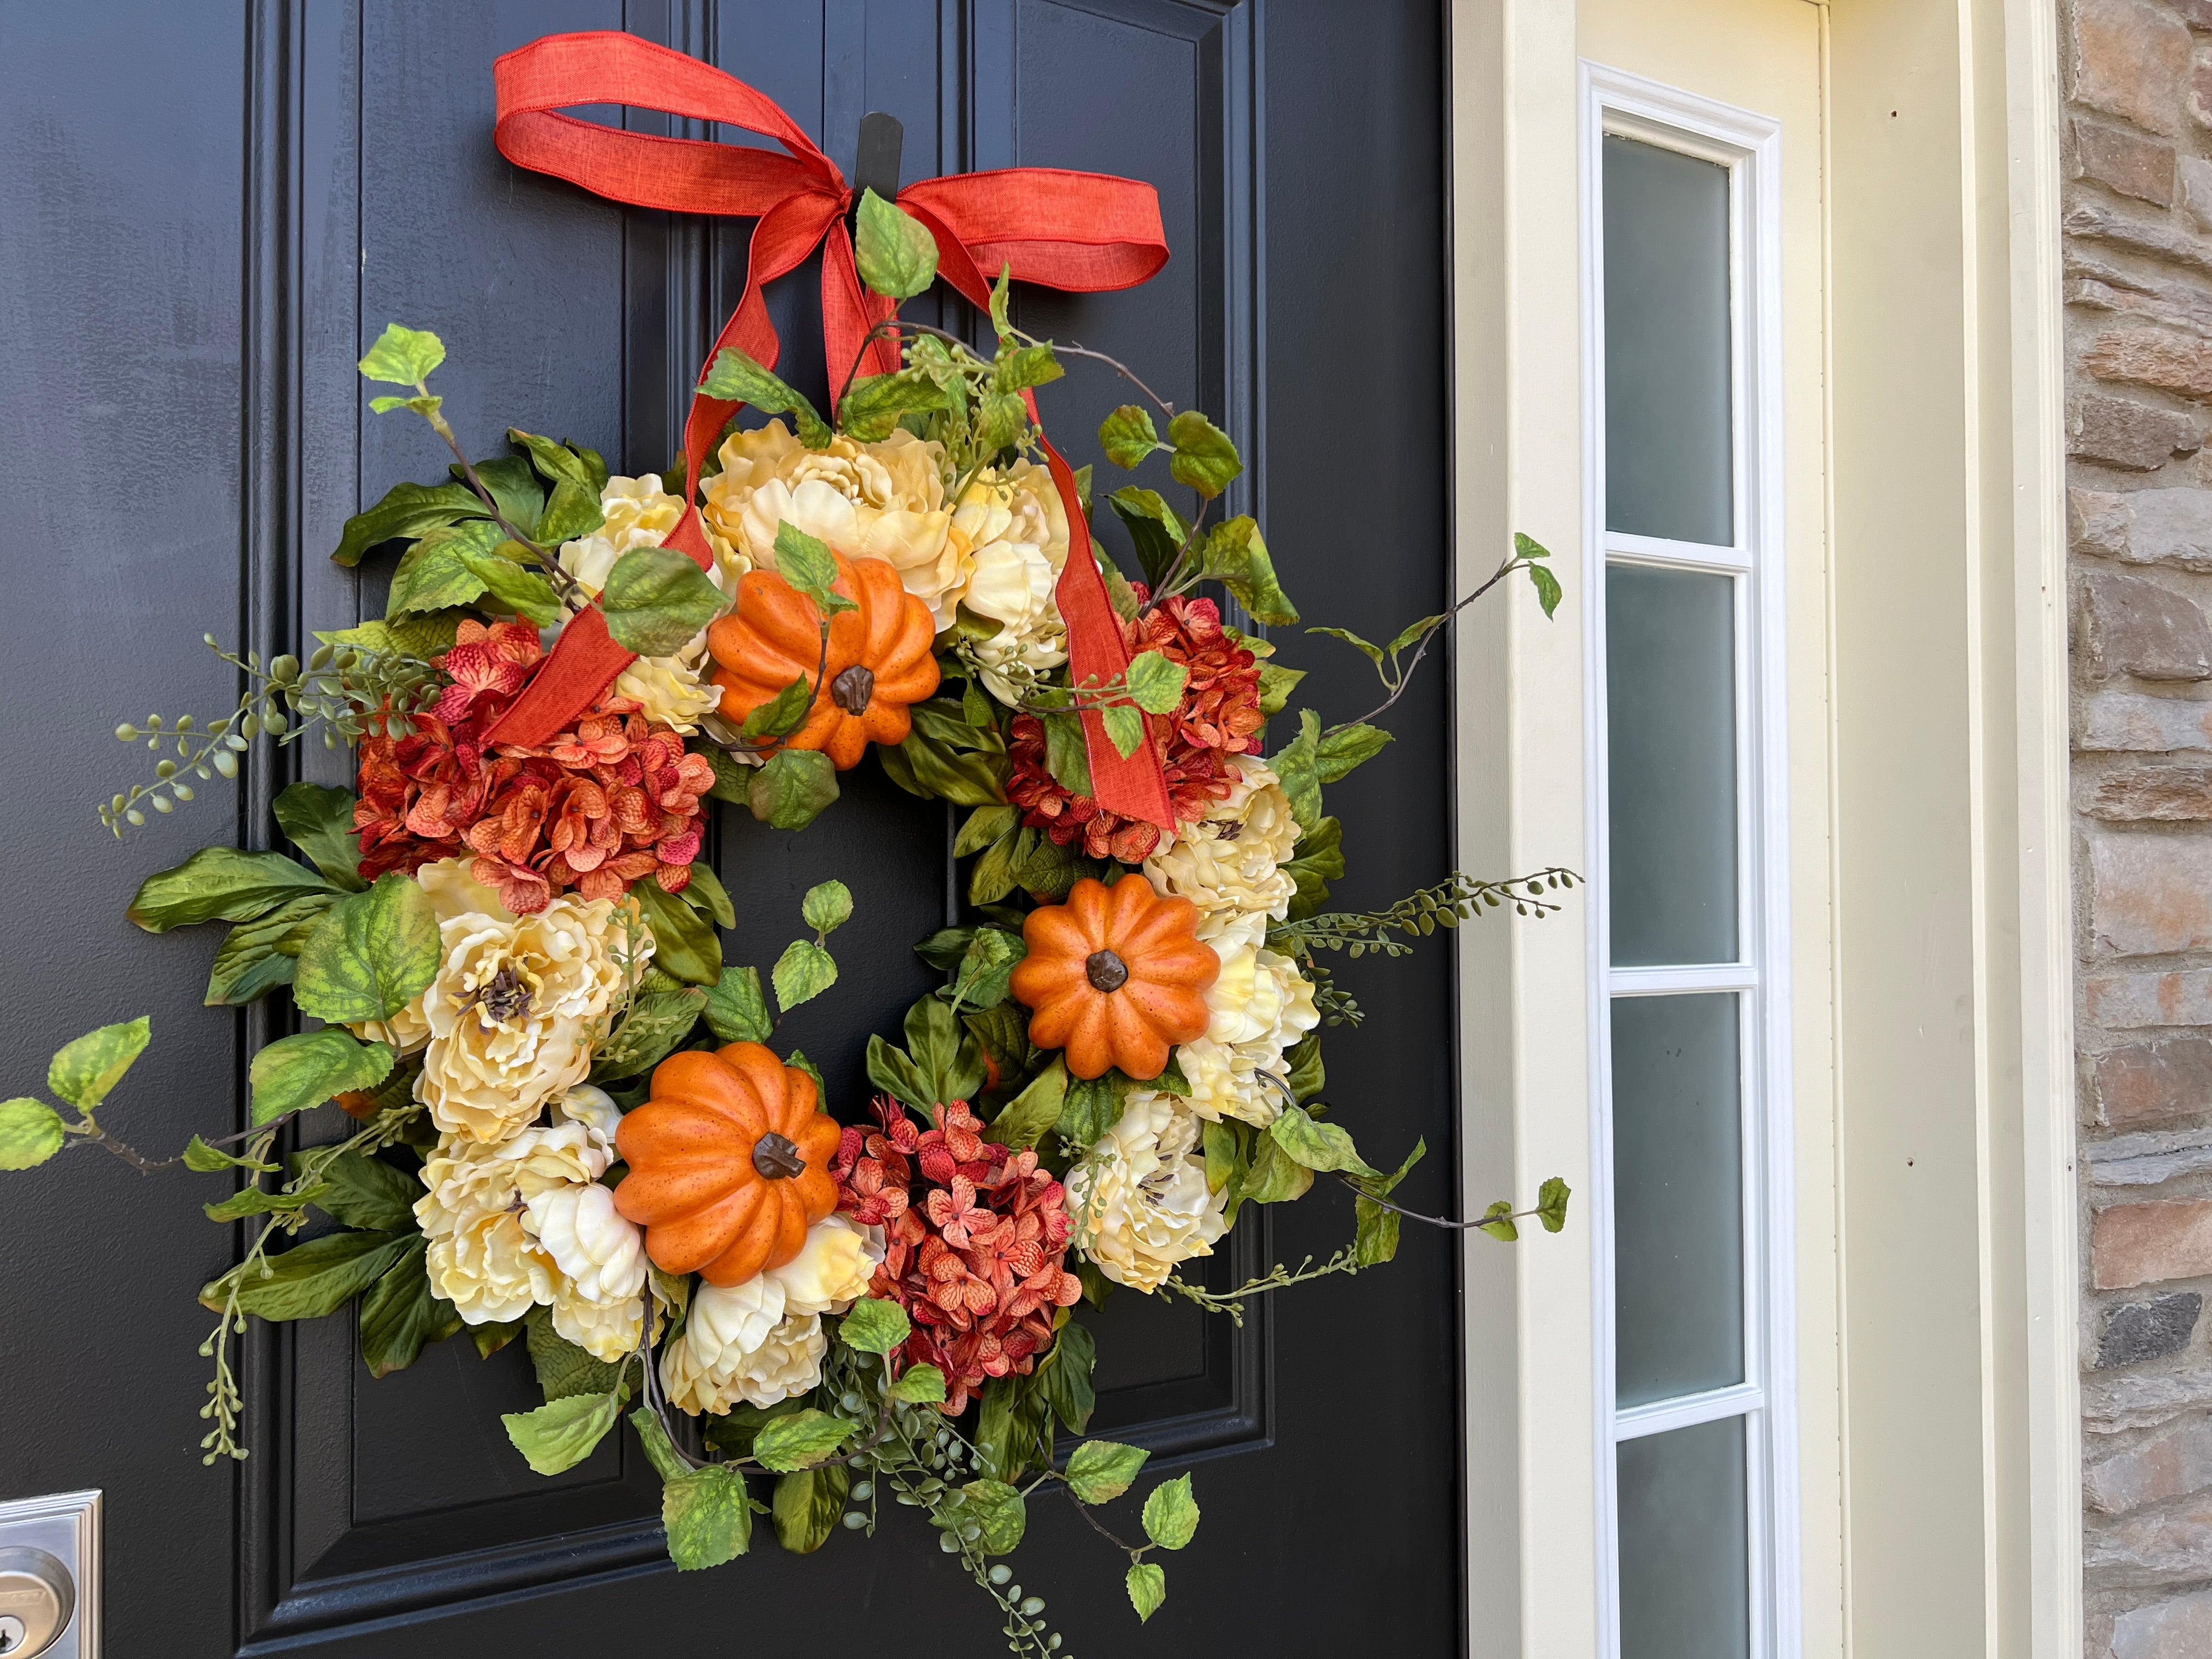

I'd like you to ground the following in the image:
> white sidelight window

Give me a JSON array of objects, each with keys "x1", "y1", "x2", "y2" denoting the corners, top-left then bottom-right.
[{"x1": 1579, "y1": 67, "x2": 1797, "y2": 1659}]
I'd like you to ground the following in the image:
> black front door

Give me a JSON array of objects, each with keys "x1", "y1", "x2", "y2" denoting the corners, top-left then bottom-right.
[{"x1": 1, "y1": 2, "x2": 1462, "y2": 1652}]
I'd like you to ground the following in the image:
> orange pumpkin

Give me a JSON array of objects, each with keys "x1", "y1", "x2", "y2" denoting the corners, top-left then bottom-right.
[
  {"x1": 707, "y1": 550, "x2": 940, "y2": 769},
  {"x1": 612, "y1": 1041, "x2": 843, "y2": 1286},
  {"x1": 1009, "y1": 876, "x2": 1220, "y2": 1081}
]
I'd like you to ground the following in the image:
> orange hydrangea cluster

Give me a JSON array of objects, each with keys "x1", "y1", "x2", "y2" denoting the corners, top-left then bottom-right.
[{"x1": 353, "y1": 618, "x2": 714, "y2": 913}]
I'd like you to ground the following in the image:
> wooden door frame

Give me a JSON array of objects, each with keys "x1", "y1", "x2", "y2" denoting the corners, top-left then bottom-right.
[{"x1": 1444, "y1": 1, "x2": 2079, "y2": 1655}]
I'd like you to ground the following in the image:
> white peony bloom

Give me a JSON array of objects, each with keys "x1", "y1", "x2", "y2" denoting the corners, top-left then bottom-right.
[
  {"x1": 1177, "y1": 942, "x2": 1322, "y2": 1126},
  {"x1": 1143, "y1": 757, "x2": 1301, "y2": 947},
  {"x1": 1066, "y1": 1092, "x2": 1228, "y2": 1293},
  {"x1": 658, "y1": 1275, "x2": 829, "y2": 1414},
  {"x1": 526, "y1": 1181, "x2": 649, "y2": 1362},
  {"x1": 417, "y1": 895, "x2": 632, "y2": 1144},
  {"x1": 556, "y1": 474, "x2": 724, "y2": 733},
  {"x1": 760, "y1": 1215, "x2": 884, "y2": 1316},
  {"x1": 948, "y1": 462, "x2": 1071, "y2": 702}
]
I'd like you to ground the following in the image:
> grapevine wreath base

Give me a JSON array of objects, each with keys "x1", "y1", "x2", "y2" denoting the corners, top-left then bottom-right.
[{"x1": 0, "y1": 32, "x2": 1573, "y2": 1656}]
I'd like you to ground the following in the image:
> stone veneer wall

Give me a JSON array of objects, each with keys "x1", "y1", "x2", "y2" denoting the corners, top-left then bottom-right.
[{"x1": 2066, "y1": 2, "x2": 2212, "y2": 1652}]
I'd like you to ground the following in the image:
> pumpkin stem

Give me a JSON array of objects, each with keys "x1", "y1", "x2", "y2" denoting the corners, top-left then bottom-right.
[
  {"x1": 752, "y1": 1131, "x2": 808, "y2": 1180},
  {"x1": 1085, "y1": 950, "x2": 1130, "y2": 992},
  {"x1": 830, "y1": 663, "x2": 876, "y2": 714}
]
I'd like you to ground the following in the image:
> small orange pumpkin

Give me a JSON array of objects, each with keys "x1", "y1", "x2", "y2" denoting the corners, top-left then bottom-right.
[
  {"x1": 1009, "y1": 876, "x2": 1220, "y2": 1081},
  {"x1": 612, "y1": 1041, "x2": 843, "y2": 1286},
  {"x1": 707, "y1": 550, "x2": 940, "y2": 769}
]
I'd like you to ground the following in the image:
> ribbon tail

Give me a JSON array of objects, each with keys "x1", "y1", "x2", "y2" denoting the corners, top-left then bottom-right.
[
  {"x1": 481, "y1": 606, "x2": 634, "y2": 747},
  {"x1": 1040, "y1": 435, "x2": 1173, "y2": 832}
]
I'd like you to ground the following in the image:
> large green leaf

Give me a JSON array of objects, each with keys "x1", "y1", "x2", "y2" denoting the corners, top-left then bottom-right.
[
  {"x1": 600, "y1": 548, "x2": 725, "y2": 657},
  {"x1": 272, "y1": 782, "x2": 368, "y2": 891},
  {"x1": 1065, "y1": 1438, "x2": 1148, "y2": 1504},
  {"x1": 358, "y1": 322, "x2": 445, "y2": 385},
  {"x1": 702, "y1": 964, "x2": 772, "y2": 1044},
  {"x1": 1166, "y1": 410, "x2": 1241, "y2": 498},
  {"x1": 889, "y1": 1363, "x2": 948, "y2": 1404},
  {"x1": 1267, "y1": 709, "x2": 1323, "y2": 832},
  {"x1": 960, "y1": 1479, "x2": 1027, "y2": 1554},
  {"x1": 1107, "y1": 488, "x2": 1186, "y2": 587},
  {"x1": 700, "y1": 348, "x2": 832, "y2": 449},
  {"x1": 304, "y1": 1146, "x2": 422, "y2": 1232},
  {"x1": 838, "y1": 370, "x2": 951, "y2": 442},
  {"x1": 663, "y1": 1463, "x2": 754, "y2": 1568},
  {"x1": 1282, "y1": 816, "x2": 1344, "y2": 921},
  {"x1": 771, "y1": 940, "x2": 837, "y2": 1014},
  {"x1": 948, "y1": 927, "x2": 1024, "y2": 1012},
  {"x1": 0, "y1": 1099, "x2": 65, "y2": 1170},
  {"x1": 865, "y1": 1034, "x2": 933, "y2": 1113},
  {"x1": 1036, "y1": 1317, "x2": 1096, "y2": 1435},
  {"x1": 751, "y1": 1408, "x2": 856, "y2": 1472},
  {"x1": 218, "y1": 1229, "x2": 411, "y2": 1321},
  {"x1": 1098, "y1": 404, "x2": 1164, "y2": 469},
  {"x1": 527, "y1": 1306, "x2": 634, "y2": 1402},
  {"x1": 589, "y1": 989, "x2": 707, "y2": 1082},
  {"x1": 1057, "y1": 1069, "x2": 1128, "y2": 1148},
  {"x1": 1349, "y1": 1137, "x2": 1425, "y2": 1268},
  {"x1": 854, "y1": 188, "x2": 940, "y2": 299},
  {"x1": 128, "y1": 847, "x2": 333, "y2": 932},
  {"x1": 1268, "y1": 1103, "x2": 1379, "y2": 1178},
  {"x1": 1314, "y1": 721, "x2": 1393, "y2": 785},
  {"x1": 47, "y1": 1017, "x2": 151, "y2": 1111},
  {"x1": 771, "y1": 1464, "x2": 850, "y2": 1555},
  {"x1": 503, "y1": 1390, "x2": 623, "y2": 1476},
  {"x1": 837, "y1": 1297, "x2": 910, "y2": 1356},
  {"x1": 801, "y1": 880, "x2": 853, "y2": 935},
  {"x1": 1123, "y1": 650, "x2": 1188, "y2": 715},
  {"x1": 331, "y1": 479, "x2": 484, "y2": 567},
  {"x1": 247, "y1": 1028, "x2": 394, "y2": 1125},
  {"x1": 461, "y1": 545, "x2": 563, "y2": 627},
  {"x1": 506, "y1": 427, "x2": 597, "y2": 490},
  {"x1": 205, "y1": 894, "x2": 339, "y2": 1006},
  {"x1": 292, "y1": 872, "x2": 440, "y2": 1024},
  {"x1": 1140, "y1": 1472, "x2": 1200, "y2": 1549},
  {"x1": 357, "y1": 1238, "x2": 461, "y2": 1378},
  {"x1": 1198, "y1": 514, "x2": 1297, "y2": 625},
  {"x1": 631, "y1": 879, "x2": 723, "y2": 987},
  {"x1": 1040, "y1": 711, "x2": 1092, "y2": 797},
  {"x1": 388, "y1": 520, "x2": 501, "y2": 616},
  {"x1": 748, "y1": 747, "x2": 839, "y2": 830},
  {"x1": 1127, "y1": 1562, "x2": 1167, "y2": 1623}
]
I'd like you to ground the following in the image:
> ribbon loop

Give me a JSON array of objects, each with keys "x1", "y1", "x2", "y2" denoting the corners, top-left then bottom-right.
[{"x1": 479, "y1": 30, "x2": 1175, "y2": 832}]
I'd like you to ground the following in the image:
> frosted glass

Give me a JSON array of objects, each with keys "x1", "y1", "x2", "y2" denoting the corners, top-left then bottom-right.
[
  {"x1": 1612, "y1": 992, "x2": 1744, "y2": 1407},
  {"x1": 1617, "y1": 1417, "x2": 1751, "y2": 1659},
  {"x1": 1607, "y1": 563, "x2": 1737, "y2": 967},
  {"x1": 1604, "y1": 134, "x2": 1733, "y2": 547}
]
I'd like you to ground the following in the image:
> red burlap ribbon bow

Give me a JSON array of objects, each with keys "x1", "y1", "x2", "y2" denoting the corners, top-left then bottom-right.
[{"x1": 478, "y1": 30, "x2": 1174, "y2": 829}]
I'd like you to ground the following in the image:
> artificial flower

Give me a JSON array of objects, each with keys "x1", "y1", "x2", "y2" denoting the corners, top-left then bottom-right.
[
  {"x1": 955, "y1": 462, "x2": 1072, "y2": 701},
  {"x1": 658, "y1": 1274, "x2": 828, "y2": 1415},
  {"x1": 527, "y1": 1179, "x2": 650, "y2": 1360},
  {"x1": 416, "y1": 894, "x2": 635, "y2": 1143},
  {"x1": 1142, "y1": 754, "x2": 1301, "y2": 946},
  {"x1": 762, "y1": 1214, "x2": 884, "y2": 1316},
  {"x1": 348, "y1": 858, "x2": 507, "y2": 1053},
  {"x1": 556, "y1": 474, "x2": 723, "y2": 733},
  {"x1": 1176, "y1": 940, "x2": 1321, "y2": 1126},
  {"x1": 1066, "y1": 1091, "x2": 1228, "y2": 1291}
]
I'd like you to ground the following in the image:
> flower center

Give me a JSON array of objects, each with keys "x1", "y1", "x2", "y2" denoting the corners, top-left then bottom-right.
[
  {"x1": 1215, "y1": 821, "x2": 1243, "y2": 842},
  {"x1": 752, "y1": 1131, "x2": 808, "y2": 1180},
  {"x1": 830, "y1": 664, "x2": 875, "y2": 715},
  {"x1": 472, "y1": 963, "x2": 533, "y2": 1024},
  {"x1": 1085, "y1": 950, "x2": 1130, "y2": 992}
]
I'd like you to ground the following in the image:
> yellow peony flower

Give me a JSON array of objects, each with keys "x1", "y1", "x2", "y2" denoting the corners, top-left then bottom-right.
[
  {"x1": 1176, "y1": 941, "x2": 1322, "y2": 1126},
  {"x1": 526, "y1": 1179, "x2": 649, "y2": 1361},
  {"x1": 417, "y1": 894, "x2": 633, "y2": 1143},
  {"x1": 950, "y1": 461, "x2": 1071, "y2": 703},
  {"x1": 658, "y1": 1276, "x2": 828, "y2": 1414},
  {"x1": 761, "y1": 1215, "x2": 884, "y2": 1316},
  {"x1": 556, "y1": 474, "x2": 723, "y2": 733},
  {"x1": 1066, "y1": 1091, "x2": 1228, "y2": 1293},
  {"x1": 1143, "y1": 757, "x2": 1301, "y2": 947}
]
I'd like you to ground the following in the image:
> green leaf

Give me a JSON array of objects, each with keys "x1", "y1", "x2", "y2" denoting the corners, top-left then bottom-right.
[
  {"x1": 838, "y1": 1296, "x2": 911, "y2": 1356},
  {"x1": 358, "y1": 322, "x2": 445, "y2": 386},
  {"x1": 1123, "y1": 650, "x2": 1188, "y2": 715},
  {"x1": 975, "y1": 390, "x2": 1026, "y2": 456},
  {"x1": 771, "y1": 939, "x2": 838, "y2": 1014},
  {"x1": 1513, "y1": 530, "x2": 1553, "y2": 561},
  {"x1": 1166, "y1": 410, "x2": 1241, "y2": 498},
  {"x1": 1099, "y1": 404, "x2": 1164, "y2": 469},
  {"x1": 1201, "y1": 1117, "x2": 1243, "y2": 1195},
  {"x1": 968, "y1": 827, "x2": 1025, "y2": 906},
  {"x1": 460, "y1": 545, "x2": 563, "y2": 627},
  {"x1": 462, "y1": 454, "x2": 548, "y2": 534},
  {"x1": 601, "y1": 547, "x2": 726, "y2": 657},
  {"x1": 331, "y1": 479, "x2": 485, "y2": 567},
  {"x1": 974, "y1": 1370, "x2": 1051, "y2": 1482},
  {"x1": 991, "y1": 343, "x2": 1063, "y2": 393},
  {"x1": 1284, "y1": 1034, "x2": 1324, "y2": 1102},
  {"x1": 388, "y1": 520, "x2": 499, "y2": 616},
  {"x1": 1308, "y1": 625, "x2": 1383, "y2": 666},
  {"x1": 901, "y1": 994, "x2": 986, "y2": 1105},
  {"x1": 1100, "y1": 701, "x2": 1146, "y2": 761},
  {"x1": 664, "y1": 1463, "x2": 754, "y2": 1569},
  {"x1": 219, "y1": 1229, "x2": 411, "y2": 1321},
  {"x1": 247, "y1": 1028, "x2": 394, "y2": 1125},
  {"x1": 182, "y1": 1135, "x2": 276, "y2": 1175},
  {"x1": 206, "y1": 893, "x2": 337, "y2": 1007},
  {"x1": 1267, "y1": 709, "x2": 1323, "y2": 832},
  {"x1": 1127, "y1": 1561, "x2": 1167, "y2": 1623},
  {"x1": 1064, "y1": 1439, "x2": 1149, "y2": 1505},
  {"x1": 751, "y1": 1408, "x2": 856, "y2": 1472},
  {"x1": 1314, "y1": 722, "x2": 1394, "y2": 785},
  {"x1": 801, "y1": 880, "x2": 854, "y2": 936},
  {"x1": 473, "y1": 1319, "x2": 527, "y2": 1359},
  {"x1": 1384, "y1": 612, "x2": 1448, "y2": 657},
  {"x1": 699, "y1": 348, "x2": 832, "y2": 449},
  {"x1": 1256, "y1": 662, "x2": 1305, "y2": 718},
  {"x1": 630, "y1": 1405, "x2": 691, "y2": 1481},
  {"x1": 1152, "y1": 1052, "x2": 1190, "y2": 1098},
  {"x1": 854, "y1": 187, "x2": 940, "y2": 299},
  {"x1": 1141, "y1": 1472, "x2": 1200, "y2": 1549},
  {"x1": 1236, "y1": 1128, "x2": 1316, "y2": 1206},
  {"x1": 776, "y1": 518, "x2": 848, "y2": 613},
  {"x1": 503, "y1": 1390, "x2": 622, "y2": 1476},
  {"x1": 703, "y1": 965, "x2": 772, "y2": 1044},
  {"x1": 1040, "y1": 710, "x2": 1093, "y2": 797},
  {"x1": 682, "y1": 861, "x2": 736, "y2": 930},
  {"x1": 292, "y1": 871, "x2": 439, "y2": 1024},
  {"x1": 128, "y1": 846, "x2": 334, "y2": 932},
  {"x1": 47, "y1": 1016, "x2": 151, "y2": 1111},
  {"x1": 987, "y1": 262, "x2": 1015, "y2": 338},
  {"x1": 528, "y1": 1306, "x2": 635, "y2": 1402},
  {"x1": 955, "y1": 805, "x2": 1019, "y2": 859},
  {"x1": 1528, "y1": 561, "x2": 1563, "y2": 618},
  {"x1": 0, "y1": 1099, "x2": 65, "y2": 1170},
  {"x1": 1197, "y1": 515, "x2": 1297, "y2": 625},
  {"x1": 1282, "y1": 816, "x2": 1344, "y2": 921},
  {"x1": 506, "y1": 427, "x2": 596, "y2": 490},
  {"x1": 1537, "y1": 1175, "x2": 1573, "y2": 1233},
  {"x1": 771, "y1": 1463, "x2": 849, "y2": 1554},
  {"x1": 589, "y1": 989, "x2": 707, "y2": 1082},
  {"x1": 534, "y1": 477, "x2": 606, "y2": 544},
  {"x1": 1269, "y1": 1103, "x2": 1379, "y2": 1178},
  {"x1": 890, "y1": 1362, "x2": 948, "y2": 1405},
  {"x1": 272, "y1": 782, "x2": 367, "y2": 892},
  {"x1": 631, "y1": 879, "x2": 724, "y2": 986},
  {"x1": 1477, "y1": 1199, "x2": 1520, "y2": 1243},
  {"x1": 315, "y1": 609, "x2": 467, "y2": 658},
  {"x1": 738, "y1": 674, "x2": 816, "y2": 742},
  {"x1": 1058, "y1": 1069, "x2": 1129, "y2": 1148},
  {"x1": 949, "y1": 927, "x2": 1025, "y2": 1013},
  {"x1": 1037, "y1": 1318, "x2": 1096, "y2": 1434},
  {"x1": 1107, "y1": 488, "x2": 1186, "y2": 587},
  {"x1": 866, "y1": 1034, "x2": 934, "y2": 1113},
  {"x1": 1350, "y1": 1137, "x2": 1425, "y2": 1268},
  {"x1": 306, "y1": 1147, "x2": 422, "y2": 1231},
  {"x1": 838, "y1": 369, "x2": 952, "y2": 443},
  {"x1": 960, "y1": 1479, "x2": 1028, "y2": 1554},
  {"x1": 749, "y1": 745, "x2": 840, "y2": 830},
  {"x1": 358, "y1": 1237, "x2": 462, "y2": 1377},
  {"x1": 893, "y1": 725, "x2": 1008, "y2": 806},
  {"x1": 203, "y1": 1182, "x2": 324, "y2": 1223}
]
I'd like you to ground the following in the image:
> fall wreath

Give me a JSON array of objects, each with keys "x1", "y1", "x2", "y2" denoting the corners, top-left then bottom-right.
[{"x1": 0, "y1": 32, "x2": 1573, "y2": 1656}]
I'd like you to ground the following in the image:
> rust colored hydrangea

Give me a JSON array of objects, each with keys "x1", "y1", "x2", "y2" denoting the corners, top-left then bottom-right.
[
  {"x1": 1005, "y1": 591, "x2": 1263, "y2": 865},
  {"x1": 352, "y1": 618, "x2": 713, "y2": 913},
  {"x1": 831, "y1": 1098, "x2": 1082, "y2": 1415}
]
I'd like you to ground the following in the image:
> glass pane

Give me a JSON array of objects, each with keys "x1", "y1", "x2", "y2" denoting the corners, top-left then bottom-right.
[
  {"x1": 1604, "y1": 134, "x2": 1733, "y2": 546},
  {"x1": 1606, "y1": 562, "x2": 1737, "y2": 966},
  {"x1": 1613, "y1": 992, "x2": 1744, "y2": 1406},
  {"x1": 1617, "y1": 1416, "x2": 1751, "y2": 1659}
]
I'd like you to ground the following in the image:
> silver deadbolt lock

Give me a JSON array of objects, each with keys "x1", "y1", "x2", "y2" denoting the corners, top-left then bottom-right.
[{"x1": 0, "y1": 1548, "x2": 73, "y2": 1658}]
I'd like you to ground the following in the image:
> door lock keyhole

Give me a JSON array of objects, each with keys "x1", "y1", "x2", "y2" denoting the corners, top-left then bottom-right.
[
  {"x1": 0, "y1": 1546, "x2": 73, "y2": 1658},
  {"x1": 0, "y1": 1613, "x2": 26, "y2": 1652}
]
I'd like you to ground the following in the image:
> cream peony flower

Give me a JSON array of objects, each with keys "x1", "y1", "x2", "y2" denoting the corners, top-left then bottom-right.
[
  {"x1": 1143, "y1": 757, "x2": 1301, "y2": 947},
  {"x1": 526, "y1": 1180, "x2": 649, "y2": 1361},
  {"x1": 760, "y1": 1215, "x2": 884, "y2": 1316},
  {"x1": 1177, "y1": 942, "x2": 1322, "y2": 1126},
  {"x1": 951, "y1": 462, "x2": 1072, "y2": 703},
  {"x1": 414, "y1": 1089, "x2": 622, "y2": 1329},
  {"x1": 350, "y1": 859, "x2": 513, "y2": 1054},
  {"x1": 556, "y1": 474, "x2": 724, "y2": 733},
  {"x1": 1066, "y1": 1092, "x2": 1228, "y2": 1293},
  {"x1": 699, "y1": 420, "x2": 957, "y2": 610},
  {"x1": 658, "y1": 1275, "x2": 829, "y2": 1414},
  {"x1": 417, "y1": 895, "x2": 633, "y2": 1143}
]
